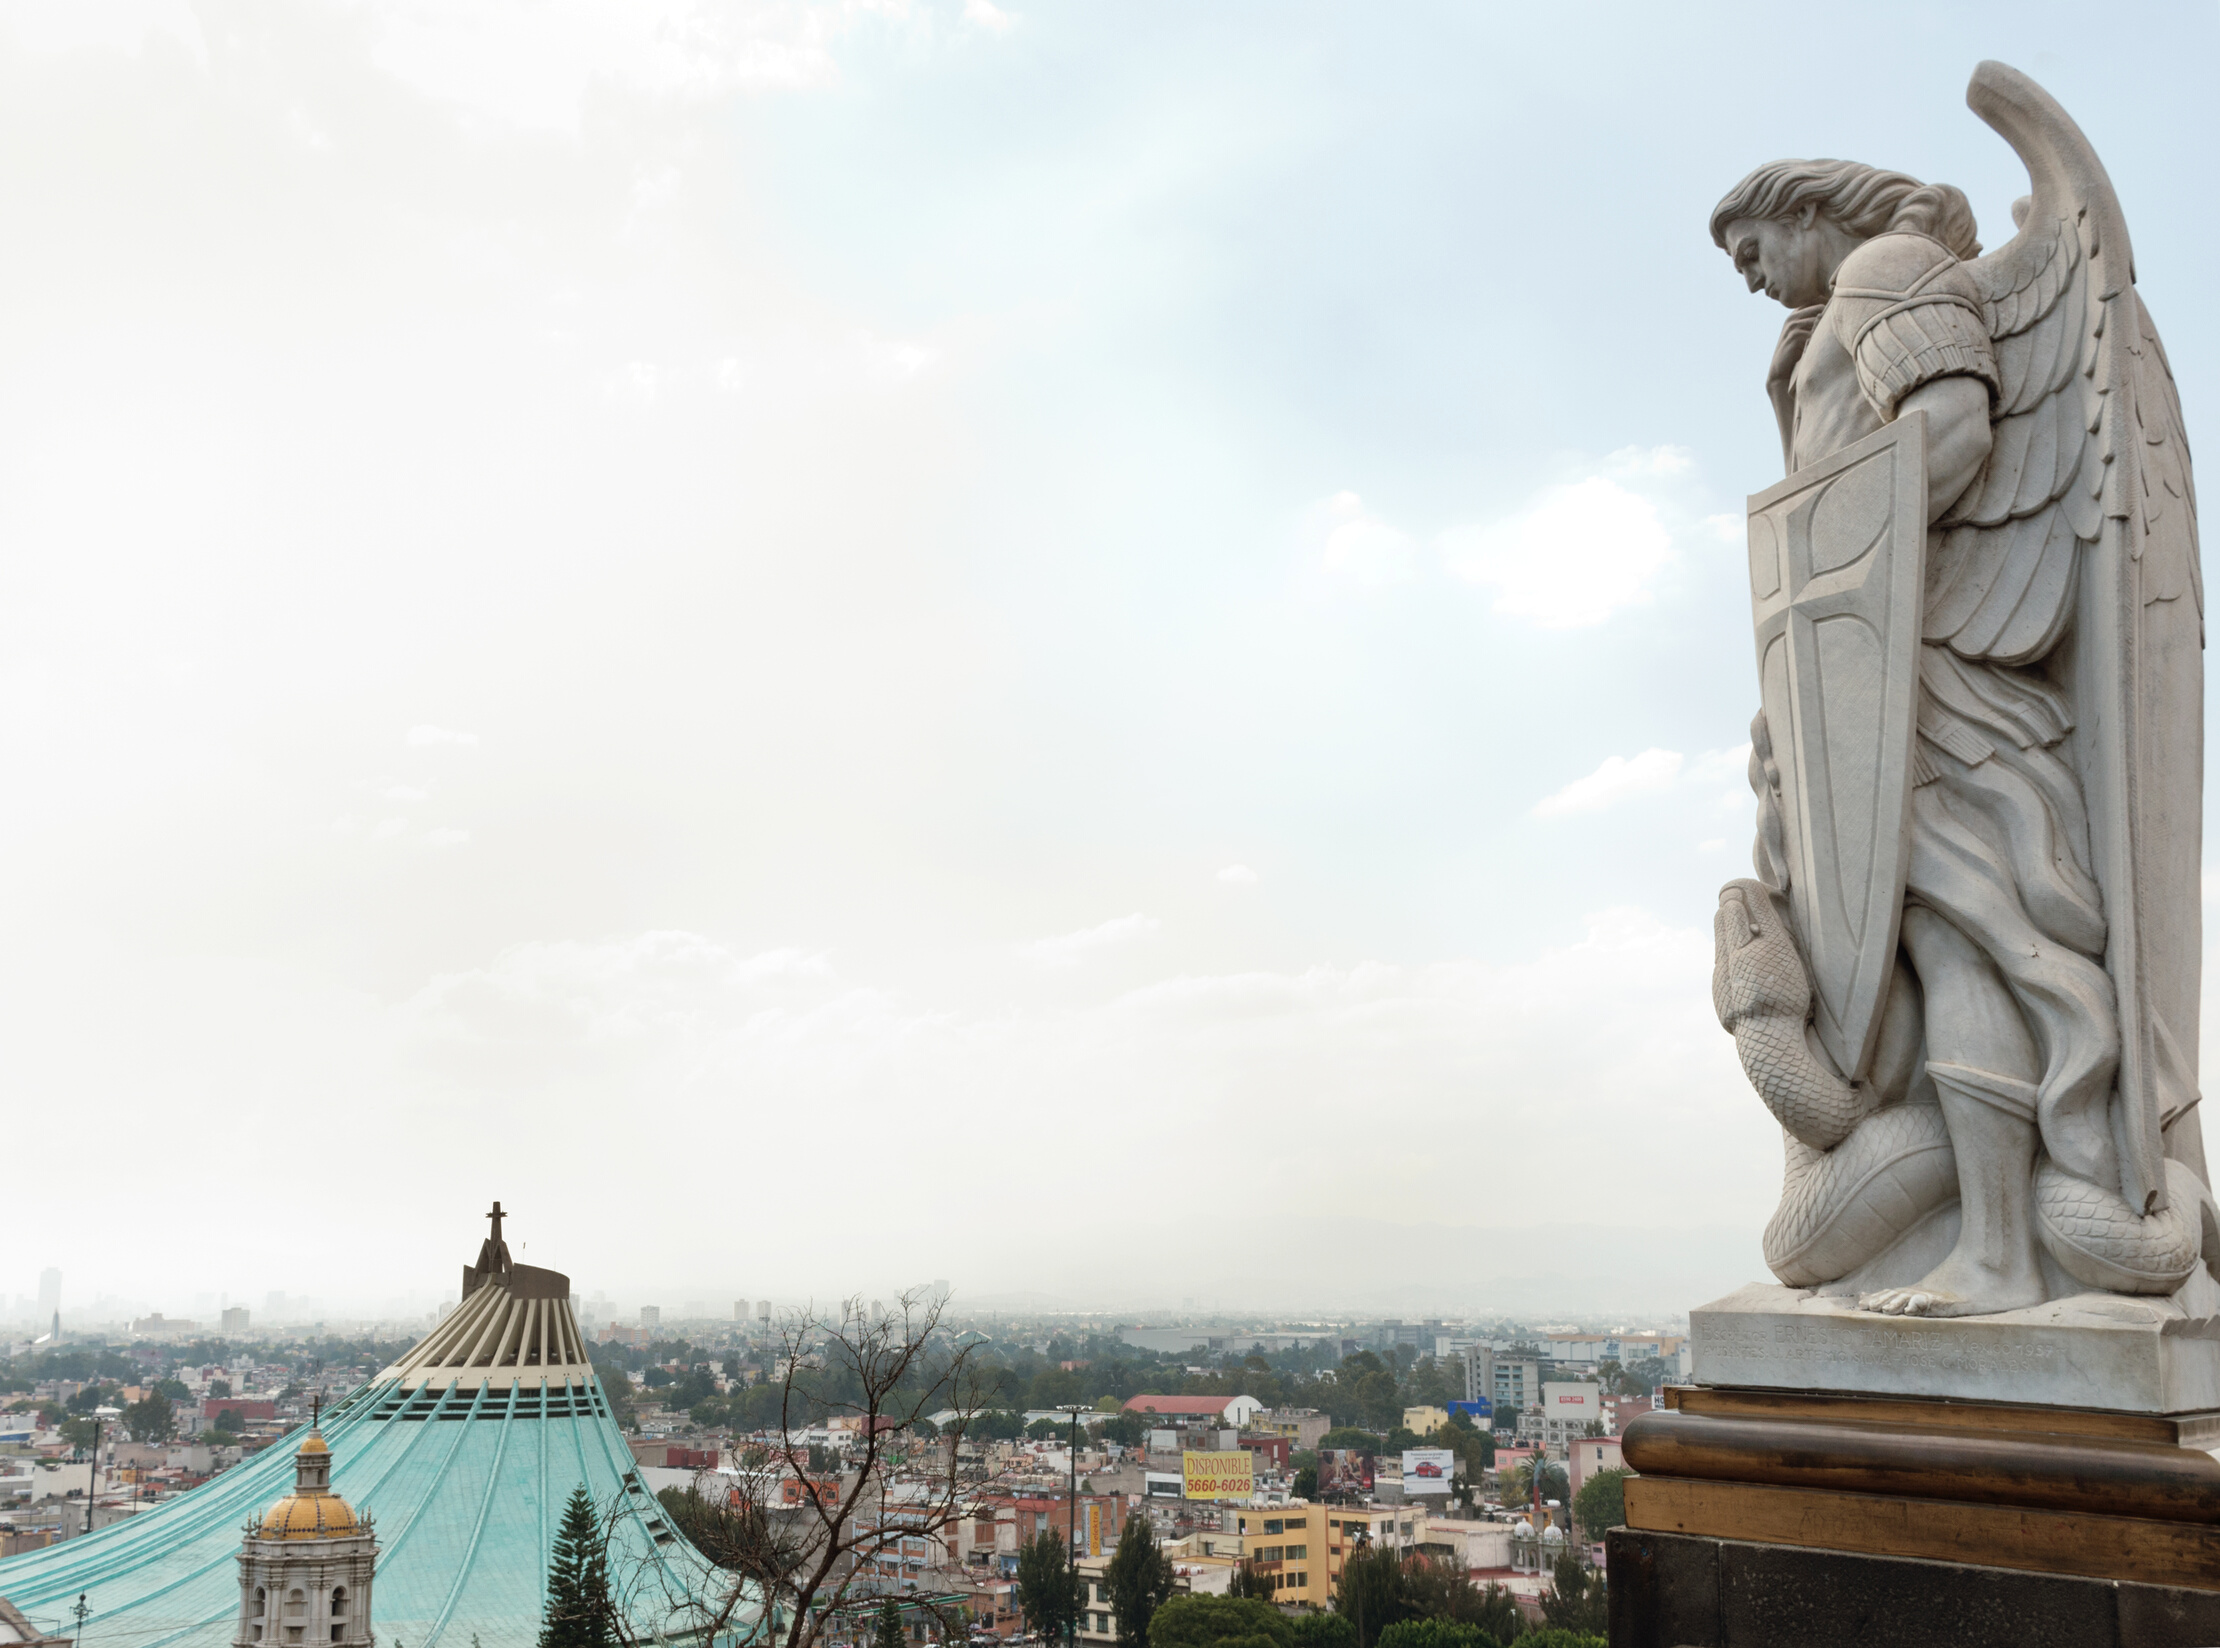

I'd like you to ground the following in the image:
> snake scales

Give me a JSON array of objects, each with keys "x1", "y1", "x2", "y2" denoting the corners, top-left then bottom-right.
[{"x1": 1713, "y1": 877, "x2": 2210, "y2": 1295}]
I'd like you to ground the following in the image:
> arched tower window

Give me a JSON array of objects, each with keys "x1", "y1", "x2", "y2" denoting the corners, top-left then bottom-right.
[
  {"x1": 252, "y1": 1588, "x2": 266, "y2": 1617},
  {"x1": 330, "y1": 1590, "x2": 346, "y2": 1618}
]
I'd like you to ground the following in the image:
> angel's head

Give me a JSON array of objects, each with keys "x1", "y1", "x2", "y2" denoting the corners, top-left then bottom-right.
[{"x1": 1710, "y1": 159, "x2": 1980, "y2": 309}]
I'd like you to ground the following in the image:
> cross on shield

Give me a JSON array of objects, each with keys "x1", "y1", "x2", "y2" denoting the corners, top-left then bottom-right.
[{"x1": 1746, "y1": 411, "x2": 1928, "y2": 1082}]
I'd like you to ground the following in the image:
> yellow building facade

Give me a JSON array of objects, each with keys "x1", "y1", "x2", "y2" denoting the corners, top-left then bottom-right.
[{"x1": 1221, "y1": 1503, "x2": 1327, "y2": 1602}]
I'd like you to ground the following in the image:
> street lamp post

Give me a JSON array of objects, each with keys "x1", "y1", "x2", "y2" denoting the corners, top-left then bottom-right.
[
  {"x1": 85, "y1": 1406, "x2": 120, "y2": 1535},
  {"x1": 1054, "y1": 1404, "x2": 1089, "y2": 1648}
]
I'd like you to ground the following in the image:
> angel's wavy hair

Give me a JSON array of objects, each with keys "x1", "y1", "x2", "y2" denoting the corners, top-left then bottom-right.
[{"x1": 1709, "y1": 160, "x2": 1980, "y2": 261}]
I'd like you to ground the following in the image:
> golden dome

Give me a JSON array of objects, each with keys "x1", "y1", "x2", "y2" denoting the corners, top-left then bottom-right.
[
  {"x1": 258, "y1": 1493, "x2": 359, "y2": 1540},
  {"x1": 255, "y1": 1426, "x2": 361, "y2": 1540}
]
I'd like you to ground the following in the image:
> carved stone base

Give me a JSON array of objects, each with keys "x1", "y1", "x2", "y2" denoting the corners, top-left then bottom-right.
[{"x1": 1690, "y1": 1279, "x2": 2220, "y2": 1411}]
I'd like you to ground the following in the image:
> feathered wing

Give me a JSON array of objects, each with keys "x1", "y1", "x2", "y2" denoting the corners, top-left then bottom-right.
[{"x1": 1950, "y1": 60, "x2": 2206, "y2": 1209}]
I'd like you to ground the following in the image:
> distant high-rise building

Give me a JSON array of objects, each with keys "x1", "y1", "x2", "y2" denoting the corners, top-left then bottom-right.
[
  {"x1": 732, "y1": 1300, "x2": 746, "y2": 1321},
  {"x1": 756, "y1": 1300, "x2": 771, "y2": 1323},
  {"x1": 222, "y1": 1306, "x2": 251, "y2": 1334},
  {"x1": 639, "y1": 1306, "x2": 660, "y2": 1329},
  {"x1": 931, "y1": 1279, "x2": 950, "y2": 1303},
  {"x1": 36, "y1": 1267, "x2": 60, "y2": 1326}
]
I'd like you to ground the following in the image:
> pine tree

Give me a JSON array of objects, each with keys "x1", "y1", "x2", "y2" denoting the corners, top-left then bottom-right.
[
  {"x1": 540, "y1": 1485, "x2": 616, "y2": 1648},
  {"x1": 1015, "y1": 1529, "x2": 1079, "y2": 1642},
  {"x1": 1103, "y1": 1513, "x2": 1176, "y2": 1647},
  {"x1": 874, "y1": 1599, "x2": 905, "y2": 1648}
]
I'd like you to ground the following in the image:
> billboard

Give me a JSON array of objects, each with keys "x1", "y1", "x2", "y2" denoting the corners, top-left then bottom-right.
[
  {"x1": 1447, "y1": 1399, "x2": 1492, "y2": 1419},
  {"x1": 1083, "y1": 1500, "x2": 1105, "y2": 1556},
  {"x1": 1401, "y1": 1448, "x2": 1454, "y2": 1495},
  {"x1": 1317, "y1": 1448, "x2": 1375, "y2": 1498},
  {"x1": 1181, "y1": 1449, "x2": 1254, "y2": 1501}
]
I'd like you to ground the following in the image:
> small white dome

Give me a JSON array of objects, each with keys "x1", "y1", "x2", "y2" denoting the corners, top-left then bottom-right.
[
  {"x1": 1541, "y1": 1524, "x2": 1565, "y2": 1544},
  {"x1": 1513, "y1": 1520, "x2": 1533, "y2": 1536}
]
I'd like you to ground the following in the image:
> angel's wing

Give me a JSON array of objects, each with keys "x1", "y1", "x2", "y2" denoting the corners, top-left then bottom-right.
[{"x1": 1946, "y1": 61, "x2": 2205, "y2": 1210}]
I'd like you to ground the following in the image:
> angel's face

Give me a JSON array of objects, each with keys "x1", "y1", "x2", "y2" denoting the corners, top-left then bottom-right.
[{"x1": 1723, "y1": 211, "x2": 1843, "y2": 310}]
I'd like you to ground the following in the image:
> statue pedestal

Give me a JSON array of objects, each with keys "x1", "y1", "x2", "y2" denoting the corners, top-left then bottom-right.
[
  {"x1": 1610, "y1": 1382, "x2": 2220, "y2": 1647},
  {"x1": 1690, "y1": 1281, "x2": 2220, "y2": 1413}
]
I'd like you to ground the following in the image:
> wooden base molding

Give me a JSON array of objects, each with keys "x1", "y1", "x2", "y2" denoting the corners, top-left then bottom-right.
[
  {"x1": 1620, "y1": 1385, "x2": 2220, "y2": 1593},
  {"x1": 1623, "y1": 1474, "x2": 2220, "y2": 1593}
]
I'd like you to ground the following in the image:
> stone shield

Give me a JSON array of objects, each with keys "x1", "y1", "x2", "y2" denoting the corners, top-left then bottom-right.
[{"x1": 1746, "y1": 412, "x2": 1929, "y2": 1082}]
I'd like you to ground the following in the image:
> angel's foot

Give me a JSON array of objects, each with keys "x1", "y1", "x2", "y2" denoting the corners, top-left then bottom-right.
[{"x1": 1856, "y1": 1250, "x2": 2045, "y2": 1318}]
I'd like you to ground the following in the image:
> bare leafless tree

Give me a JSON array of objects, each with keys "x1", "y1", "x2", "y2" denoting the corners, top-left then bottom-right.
[{"x1": 608, "y1": 1289, "x2": 996, "y2": 1648}]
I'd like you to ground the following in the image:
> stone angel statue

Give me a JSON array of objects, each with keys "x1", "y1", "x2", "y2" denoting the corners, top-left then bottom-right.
[{"x1": 1708, "y1": 61, "x2": 2210, "y2": 1317}]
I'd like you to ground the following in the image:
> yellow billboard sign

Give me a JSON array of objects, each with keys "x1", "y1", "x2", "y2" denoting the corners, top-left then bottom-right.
[{"x1": 1181, "y1": 1449, "x2": 1254, "y2": 1501}]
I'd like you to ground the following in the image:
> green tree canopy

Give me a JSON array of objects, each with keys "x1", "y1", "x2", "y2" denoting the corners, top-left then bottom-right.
[
  {"x1": 874, "y1": 1599, "x2": 905, "y2": 1648},
  {"x1": 1093, "y1": 1410, "x2": 1147, "y2": 1448},
  {"x1": 538, "y1": 1485, "x2": 614, "y2": 1648},
  {"x1": 1225, "y1": 1563, "x2": 1273, "y2": 1602},
  {"x1": 1538, "y1": 1550, "x2": 1607, "y2": 1638},
  {"x1": 123, "y1": 1392, "x2": 174, "y2": 1444},
  {"x1": 1570, "y1": 1468, "x2": 1629, "y2": 1540},
  {"x1": 1374, "y1": 1620, "x2": 1501, "y2": 1648},
  {"x1": 1401, "y1": 1556, "x2": 1518, "y2": 1641},
  {"x1": 1105, "y1": 1512, "x2": 1178, "y2": 1646},
  {"x1": 1145, "y1": 1596, "x2": 1289, "y2": 1648},
  {"x1": 1015, "y1": 1529, "x2": 1081, "y2": 1642},
  {"x1": 1332, "y1": 1544, "x2": 1414, "y2": 1648},
  {"x1": 1289, "y1": 1616, "x2": 1357, "y2": 1648}
]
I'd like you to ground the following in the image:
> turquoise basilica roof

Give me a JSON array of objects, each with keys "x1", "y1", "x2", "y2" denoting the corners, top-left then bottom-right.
[{"x1": 0, "y1": 1226, "x2": 741, "y2": 1648}]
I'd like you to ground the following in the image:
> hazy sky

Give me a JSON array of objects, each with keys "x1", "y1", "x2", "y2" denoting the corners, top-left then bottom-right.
[{"x1": 4, "y1": 1, "x2": 2216, "y2": 1321}]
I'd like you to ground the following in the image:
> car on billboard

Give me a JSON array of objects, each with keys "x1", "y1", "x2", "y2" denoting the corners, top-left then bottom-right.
[{"x1": 1400, "y1": 1448, "x2": 1455, "y2": 1494}]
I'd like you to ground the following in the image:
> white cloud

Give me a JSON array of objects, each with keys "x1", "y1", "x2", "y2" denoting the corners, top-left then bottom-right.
[
  {"x1": 365, "y1": 0, "x2": 911, "y2": 133},
  {"x1": 407, "y1": 725, "x2": 479, "y2": 747},
  {"x1": 1217, "y1": 865, "x2": 1259, "y2": 885},
  {"x1": 420, "y1": 828, "x2": 472, "y2": 849},
  {"x1": 1605, "y1": 445, "x2": 1694, "y2": 478},
  {"x1": 1533, "y1": 748, "x2": 1684, "y2": 818},
  {"x1": 1685, "y1": 744, "x2": 1753, "y2": 787},
  {"x1": 1304, "y1": 491, "x2": 1412, "y2": 590},
  {"x1": 1704, "y1": 512, "x2": 1745, "y2": 544},
  {"x1": 962, "y1": 0, "x2": 1015, "y2": 32},
  {"x1": 1018, "y1": 912, "x2": 1160, "y2": 967},
  {"x1": 1440, "y1": 476, "x2": 1674, "y2": 628},
  {"x1": 412, "y1": 931, "x2": 840, "y2": 1048},
  {"x1": 1, "y1": 0, "x2": 206, "y2": 61}
]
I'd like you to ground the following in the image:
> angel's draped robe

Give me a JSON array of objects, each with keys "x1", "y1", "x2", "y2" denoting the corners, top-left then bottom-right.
[{"x1": 1761, "y1": 230, "x2": 2124, "y2": 1194}]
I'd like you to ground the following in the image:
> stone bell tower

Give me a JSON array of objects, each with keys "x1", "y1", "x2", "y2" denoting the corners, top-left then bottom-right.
[{"x1": 235, "y1": 1415, "x2": 376, "y2": 1648}]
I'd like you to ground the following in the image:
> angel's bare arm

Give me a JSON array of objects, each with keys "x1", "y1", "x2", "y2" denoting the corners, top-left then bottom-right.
[{"x1": 1898, "y1": 375, "x2": 1994, "y2": 522}]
